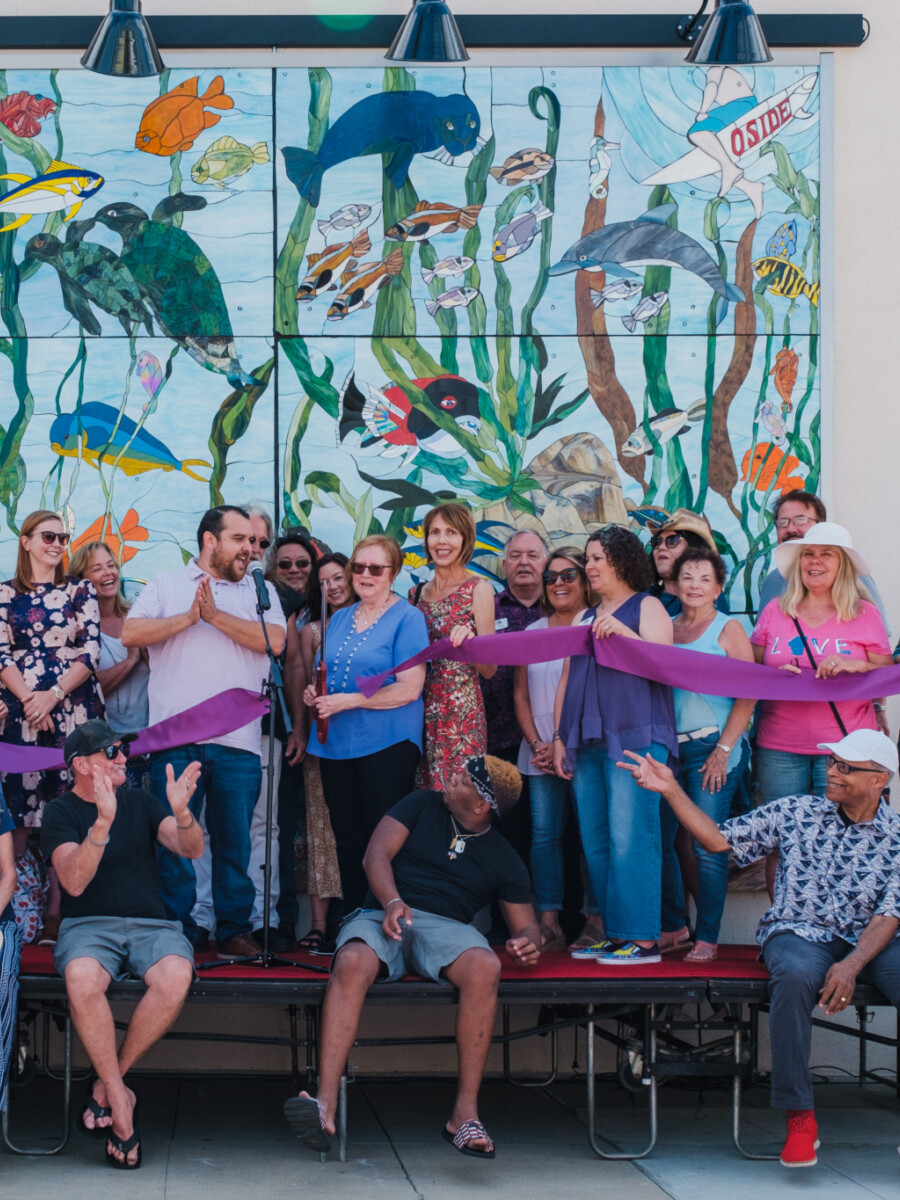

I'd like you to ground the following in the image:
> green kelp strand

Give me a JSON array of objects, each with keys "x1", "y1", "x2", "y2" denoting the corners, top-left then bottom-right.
[
  {"x1": 520, "y1": 86, "x2": 560, "y2": 336},
  {"x1": 281, "y1": 338, "x2": 339, "y2": 418},
  {"x1": 464, "y1": 133, "x2": 494, "y2": 386},
  {"x1": 283, "y1": 390, "x2": 317, "y2": 530},
  {"x1": 376, "y1": 68, "x2": 417, "y2": 339},
  {"x1": 418, "y1": 241, "x2": 458, "y2": 370},
  {"x1": 207, "y1": 358, "x2": 275, "y2": 506},
  {"x1": 275, "y1": 68, "x2": 331, "y2": 338}
]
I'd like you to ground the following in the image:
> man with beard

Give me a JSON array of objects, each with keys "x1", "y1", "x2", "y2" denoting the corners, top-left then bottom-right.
[
  {"x1": 123, "y1": 506, "x2": 286, "y2": 958},
  {"x1": 479, "y1": 530, "x2": 548, "y2": 940}
]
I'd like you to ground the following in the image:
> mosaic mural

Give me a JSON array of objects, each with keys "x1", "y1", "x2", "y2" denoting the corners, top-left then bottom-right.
[{"x1": 0, "y1": 63, "x2": 822, "y2": 611}]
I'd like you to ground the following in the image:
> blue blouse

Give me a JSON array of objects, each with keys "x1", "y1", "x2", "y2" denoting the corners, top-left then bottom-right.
[{"x1": 311, "y1": 599, "x2": 429, "y2": 760}]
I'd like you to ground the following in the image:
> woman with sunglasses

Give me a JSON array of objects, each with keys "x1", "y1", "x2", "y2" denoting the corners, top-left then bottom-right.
[
  {"x1": 660, "y1": 548, "x2": 755, "y2": 961},
  {"x1": 303, "y1": 536, "x2": 428, "y2": 916},
  {"x1": 285, "y1": 554, "x2": 355, "y2": 951},
  {"x1": 410, "y1": 503, "x2": 496, "y2": 790},
  {"x1": 0, "y1": 510, "x2": 103, "y2": 944},
  {"x1": 551, "y1": 525, "x2": 678, "y2": 965},
  {"x1": 514, "y1": 548, "x2": 602, "y2": 953},
  {"x1": 647, "y1": 509, "x2": 727, "y2": 616},
  {"x1": 69, "y1": 540, "x2": 150, "y2": 792}
]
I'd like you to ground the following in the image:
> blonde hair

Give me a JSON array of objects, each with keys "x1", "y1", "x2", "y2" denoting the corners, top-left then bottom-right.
[
  {"x1": 484, "y1": 755, "x2": 522, "y2": 815},
  {"x1": 422, "y1": 502, "x2": 475, "y2": 566},
  {"x1": 779, "y1": 545, "x2": 870, "y2": 622},
  {"x1": 347, "y1": 534, "x2": 403, "y2": 588},
  {"x1": 14, "y1": 510, "x2": 66, "y2": 593},
  {"x1": 69, "y1": 540, "x2": 129, "y2": 618}
]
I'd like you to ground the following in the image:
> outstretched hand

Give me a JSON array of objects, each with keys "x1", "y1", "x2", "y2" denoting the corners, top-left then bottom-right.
[
  {"x1": 616, "y1": 749, "x2": 676, "y2": 795},
  {"x1": 165, "y1": 760, "x2": 201, "y2": 819}
]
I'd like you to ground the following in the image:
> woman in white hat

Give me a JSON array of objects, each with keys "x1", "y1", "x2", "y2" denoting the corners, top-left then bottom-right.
[{"x1": 751, "y1": 522, "x2": 892, "y2": 807}]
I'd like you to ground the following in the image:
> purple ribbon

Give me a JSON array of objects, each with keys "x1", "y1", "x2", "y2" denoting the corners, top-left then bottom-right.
[
  {"x1": 355, "y1": 624, "x2": 900, "y2": 703},
  {"x1": 0, "y1": 688, "x2": 268, "y2": 774}
]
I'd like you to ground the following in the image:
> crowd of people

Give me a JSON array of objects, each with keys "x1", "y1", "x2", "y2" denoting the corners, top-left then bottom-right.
[{"x1": 0, "y1": 489, "x2": 898, "y2": 1171}]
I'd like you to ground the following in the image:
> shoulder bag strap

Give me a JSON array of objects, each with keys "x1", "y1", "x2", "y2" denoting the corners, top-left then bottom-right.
[{"x1": 791, "y1": 615, "x2": 848, "y2": 737}]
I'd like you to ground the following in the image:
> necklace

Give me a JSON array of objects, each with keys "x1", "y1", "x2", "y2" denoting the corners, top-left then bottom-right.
[
  {"x1": 447, "y1": 814, "x2": 489, "y2": 860},
  {"x1": 353, "y1": 595, "x2": 392, "y2": 632},
  {"x1": 327, "y1": 600, "x2": 391, "y2": 694}
]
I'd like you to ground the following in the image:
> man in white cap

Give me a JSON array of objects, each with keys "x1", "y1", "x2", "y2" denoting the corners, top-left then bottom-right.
[{"x1": 618, "y1": 728, "x2": 900, "y2": 1171}]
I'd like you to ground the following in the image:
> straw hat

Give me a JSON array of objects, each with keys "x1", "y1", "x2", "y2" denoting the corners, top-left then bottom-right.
[
  {"x1": 774, "y1": 521, "x2": 870, "y2": 579},
  {"x1": 646, "y1": 507, "x2": 717, "y2": 553}
]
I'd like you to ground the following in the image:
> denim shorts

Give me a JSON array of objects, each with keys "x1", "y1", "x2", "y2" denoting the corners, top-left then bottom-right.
[
  {"x1": 336, "y1": 907, "x2": 491, "y2": 983},
  {"x1": 54, "y1": 916, "x2": 194, "y2": 982}
]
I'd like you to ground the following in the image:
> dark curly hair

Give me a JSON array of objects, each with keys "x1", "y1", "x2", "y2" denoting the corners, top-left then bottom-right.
[
  {"x1": 587, "y1": 525, "x2": 654, "y2": 593},
  {"x1": 671, "y1": 547, "x2": 726, "y2": 588}
]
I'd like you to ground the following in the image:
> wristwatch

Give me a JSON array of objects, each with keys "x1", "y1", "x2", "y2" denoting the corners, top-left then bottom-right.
[
  {"x1": 716, "y1": 740, "x2": 732, "y2": 754},
  {"x1": 51, "y1": 685, "x2": 65, "y2": 701}
]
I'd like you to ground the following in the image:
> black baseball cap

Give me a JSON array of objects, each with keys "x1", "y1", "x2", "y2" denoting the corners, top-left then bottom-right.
[{"x1": 64, "y1": 719, "x2": 138, "y2": 766}]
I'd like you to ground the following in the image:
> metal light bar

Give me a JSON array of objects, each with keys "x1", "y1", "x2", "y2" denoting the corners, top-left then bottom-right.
[{"x1": 0, "y1": 14, "x2": 867, "y2": 52}]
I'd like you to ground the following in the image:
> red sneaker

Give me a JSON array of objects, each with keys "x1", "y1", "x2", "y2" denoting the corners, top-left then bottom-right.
[{"x1": 780, "y1": 1109, "x2": 819, "y2": 1168}]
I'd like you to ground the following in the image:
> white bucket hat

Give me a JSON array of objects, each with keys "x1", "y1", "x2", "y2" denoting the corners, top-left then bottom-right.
[
  {"x1": 818, "y1": 730, "x2": 898, "y2": 775},
  {"x1": 774, "y1": 521, "x2": 870, "y2": 580}
]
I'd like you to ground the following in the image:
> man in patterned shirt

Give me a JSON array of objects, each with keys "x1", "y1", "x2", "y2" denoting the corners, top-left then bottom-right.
[{"x1": 619, "y1": 728, "x2": 900, "y2": 1170}]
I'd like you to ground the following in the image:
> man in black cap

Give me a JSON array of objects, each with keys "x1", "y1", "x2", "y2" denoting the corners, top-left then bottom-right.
[
  {"x1": 284, "y1": 755, "x2": 541, "y2": 1160},
  {"x1": 40, "y1": 720, "x2": 203, "y2": 1171}
]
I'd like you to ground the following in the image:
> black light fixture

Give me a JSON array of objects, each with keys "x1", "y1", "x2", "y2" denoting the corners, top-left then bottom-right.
[
  {"x1": 386, "y1": 0, "x2": 469, "y2": 63},
  {"x1": 81, "y1": 0, "x2": 164, "y2": 77},
  {"x1": 681, "y1": 0, "x2": 773, "y2": 64}
]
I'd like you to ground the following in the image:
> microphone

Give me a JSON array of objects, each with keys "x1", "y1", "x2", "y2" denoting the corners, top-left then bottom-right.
[{"x1": 248, "y1": 561, "x2": 271, "y2": 611}]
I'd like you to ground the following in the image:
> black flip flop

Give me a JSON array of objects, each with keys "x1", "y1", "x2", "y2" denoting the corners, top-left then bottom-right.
[
  {"x1": 79, "y1": 1081, "x2": 113, "y2": 1139},
  {"x1": 297, "y1": 928, "x2": 326, "y2": 952},
  {"x1": 284, "y1": 1095, "x2": 331, "y2": 1152},
  {"x1": 442, "y1": 1120, "x2": 496, "y2": 1159},
  {"x1": 105, "y1": 1099, "x2": 142, "y2": 1170}
]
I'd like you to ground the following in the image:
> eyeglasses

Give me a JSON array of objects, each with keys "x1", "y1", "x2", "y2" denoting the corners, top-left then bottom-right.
[
  {"x1": 351, "y1": 562, "x2": 389, "y2": 577},
  {"x1": 775, "y1": 515, "x2": 816, "y2": 529},
  {"x1": 542, "y1": 568, "x2": 581, "y2": 584},
  {"x1": 248, "y1": 537, "x2": 271, "y2": 550},
  {"x1": 650, "y1": 533, "x2": 685, "y2": 550},
  {"x1": 277, "y1": 558, "x2": 311, "y2": 571},
  {"x1": 101, "y1": 742, "x2": 129, "y2": 761},
  {"x1": 39, "y1": 531, "x2": 70, "y2": 546},
  {"x1": 825, "y1": 754, "x2": 885, "y2": 776}
]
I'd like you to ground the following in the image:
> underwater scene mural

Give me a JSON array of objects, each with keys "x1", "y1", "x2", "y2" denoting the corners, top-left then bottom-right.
[{"x1": 0, "y1": 63, "x2": 822, "y2": 612}]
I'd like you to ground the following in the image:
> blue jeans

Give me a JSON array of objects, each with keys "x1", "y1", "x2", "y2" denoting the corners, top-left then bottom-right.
[
  {"x1": 661, "y1": 735, "x2": 749, "y2": 943},
  {"x1": 755, "y1": 746, "x2": 828, "y2": 807},
  {"x1": 570, "y1": 742, "x2": 665, "y2": 942},
  {"x1": 152, "y1": 743, "x2": 261, "y2": 944},
  {"x1": 529, "y1": 771, "x2": 598, "y2": 915},
  {"x1": 763, "y1": 931, "x2": 900, "y2": 1108}
]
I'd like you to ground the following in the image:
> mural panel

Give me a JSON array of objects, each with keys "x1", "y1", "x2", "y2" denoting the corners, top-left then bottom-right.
[{"x1": 0, "y1": 62, "x2": 822, "y2": 611}]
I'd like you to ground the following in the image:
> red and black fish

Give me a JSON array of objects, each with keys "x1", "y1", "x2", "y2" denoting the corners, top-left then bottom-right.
[
  {"x1": 339, "y1": 372, "x2": 481, "y2": 458},
  {"x1": 0, "y1": 91, "x2": 56, "y2": 138}
]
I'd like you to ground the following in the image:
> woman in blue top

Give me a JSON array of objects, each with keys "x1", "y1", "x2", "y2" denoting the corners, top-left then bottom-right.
[
  {"x1": 552, "y1": 526, "x2": 677, "y2": 965},
  {"x1": 660, "y1": 548, "x2": 755, "y2": 961},
  {"x1": 303, "y1": 535, "x2": 428, "y2": 915}
]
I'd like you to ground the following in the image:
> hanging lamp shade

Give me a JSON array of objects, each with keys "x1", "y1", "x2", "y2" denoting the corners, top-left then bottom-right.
[
  {"x1": 81, "y1": 0, "x2": 165, "y2": 77},
  {"x1": 386, "y1": 0, "x2": 469, "y2": 63},
  {"x1": 685, "y1": 0, "x2": 773, "y2": 65}
]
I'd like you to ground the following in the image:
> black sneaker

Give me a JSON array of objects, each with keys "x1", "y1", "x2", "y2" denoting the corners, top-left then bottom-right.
[{"x1": 192, "y1": 927, "x2": 211, "y2": 953}]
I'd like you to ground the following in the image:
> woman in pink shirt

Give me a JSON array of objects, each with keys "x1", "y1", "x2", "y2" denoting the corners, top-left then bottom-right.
[{"x1": 751, "y1": 523, "x2": 891, "y2": 806}]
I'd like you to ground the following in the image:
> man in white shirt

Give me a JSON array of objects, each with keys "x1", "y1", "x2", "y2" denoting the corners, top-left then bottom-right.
[{"x1": 123, "y1": 505, "x2": 286, "y2": 959}]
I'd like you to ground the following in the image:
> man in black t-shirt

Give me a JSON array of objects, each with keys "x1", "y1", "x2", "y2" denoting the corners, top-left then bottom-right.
[
  {"x1": 284, "y1": 756, "x2": 541, "y2": 1160},
  {"x1": 40, "y1": 720, "x2": 203, "y2": 1171}
]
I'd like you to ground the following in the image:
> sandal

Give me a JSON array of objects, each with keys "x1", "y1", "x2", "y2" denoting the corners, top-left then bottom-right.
[
  {"x1": 539, "y1": 925, "x2": 566, "y2": 953},
  {"x1": 568, "y1": 923, "x2": 605, "y2": 952},
  {"x1": 659, "y1": 926, "x2": 694, "y2": 955},
  {"x1": 685, "y1": 941, "x2": 718, "y2": 962},
  {"x1": 284, "y1": 1094, "x2": 331, "y2": 1152},
  {"x1": 79, "y1": 1080, "x2": 113, "y2": 1139},
  {"x1": 297, "y1": 928, "x2": 327, "y2": 952},
  {"x1": 105, "y1": 1099, "x2": 141, "y2": 1170},
  {"x1": 442, "y1": 1119, "x2": 496, "y2": 1158}
]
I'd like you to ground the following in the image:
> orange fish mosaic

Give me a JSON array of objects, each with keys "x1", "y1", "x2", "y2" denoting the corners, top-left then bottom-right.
[
  {"x1": 740, "y1": 443, "x2": 805, "y2": 494},
  {"x1": 135, "y1": 75, "x2": 234, "y2": 157}
]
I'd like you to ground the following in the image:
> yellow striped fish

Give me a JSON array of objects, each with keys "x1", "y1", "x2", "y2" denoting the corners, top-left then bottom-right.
[{"x1": 752, "y1": 256, "x2": 819, "y2": 306}]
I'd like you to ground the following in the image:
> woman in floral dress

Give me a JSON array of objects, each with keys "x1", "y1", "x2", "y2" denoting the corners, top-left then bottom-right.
[
  {"x1": 0, "y1": 510, "x2": 103, "y2": 942},
  {"x1": 409, "y1": 504, "x2": 497, "y2": 790}
]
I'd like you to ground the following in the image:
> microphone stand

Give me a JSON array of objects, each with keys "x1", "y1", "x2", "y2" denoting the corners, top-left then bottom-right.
[{"x1": 198, "y1": 570, "x2": 328, "y2": 975}]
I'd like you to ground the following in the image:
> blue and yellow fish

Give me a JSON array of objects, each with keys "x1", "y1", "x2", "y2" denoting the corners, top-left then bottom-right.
[
  {"x1": 0, "y1": 159, "x2": 104, "y2": 233},
  {"x1": 50, "y1": 402, "x2": 211, "y2": 481}
]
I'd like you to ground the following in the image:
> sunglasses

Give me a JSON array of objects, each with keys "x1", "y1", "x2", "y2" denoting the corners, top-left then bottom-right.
[
  {"x1": 351, "y1": 562, "x2": 389, "y2": 577},
  {"x1": 542, "y1": 567, "x2": 581, "y2": 584},
  {"x1": 650, "y1": 533, "x2": 685, "y2": 550},
  {"x1": 101, "y1": 742, "x2": 130, "y2": 761},
  {"x1": 825, "y1": 754, "x2": 885, "y2": 776},
  {"x1": 38, "y1": 531, "x2": 70, "y2": 546},
  {"x1": 248, "y1": 537, "x2": 271, "y2": 550},
  {"x1": 277, "y1": 558, "x2": 311, "y2": 571}
]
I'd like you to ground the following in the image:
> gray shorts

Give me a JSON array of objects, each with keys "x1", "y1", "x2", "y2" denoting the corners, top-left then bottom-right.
[
  {"x1": 54, "y1": 916, "x2": 194, "y2": 982},
  {"x1": 336, "y1": 907, "x2": 491, "y2": 983}
]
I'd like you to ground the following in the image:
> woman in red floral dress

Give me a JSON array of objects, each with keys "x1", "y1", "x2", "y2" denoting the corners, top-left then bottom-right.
[{"x1": 409, "y1": 504, "x2": 497, "y2": 789}]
